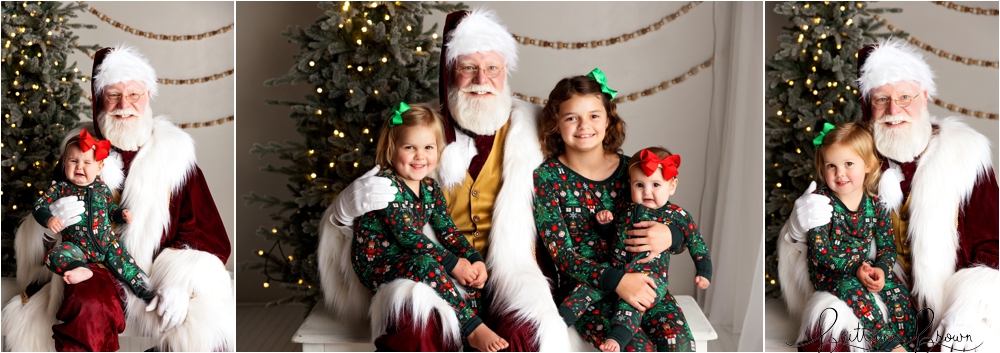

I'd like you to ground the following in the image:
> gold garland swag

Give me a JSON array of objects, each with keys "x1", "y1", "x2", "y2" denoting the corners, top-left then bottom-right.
[
  {"x1": 514, "y1": 58, "x2": 713, "y2": 106},
  {"x1": 80, "y1": 1, "x2": 233, "y2": 41},
  {"x1": 510, "y1": 2, "x2": 701, "y2": 50}
]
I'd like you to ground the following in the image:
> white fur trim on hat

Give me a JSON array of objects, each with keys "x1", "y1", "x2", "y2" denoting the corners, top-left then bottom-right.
[
  {"x1": 94, "y1": 44, "x2": 158, "y2": 98},
  {"x1": 857, "y1": 38, "x2": 936, "y2": 98},
  {"x1": 445, "y1": 8, "x2": 518, "y2": 72}
]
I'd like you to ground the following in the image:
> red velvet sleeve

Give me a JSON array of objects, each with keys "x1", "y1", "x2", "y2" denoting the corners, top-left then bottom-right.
[
  {"x1": 957, "y1": 168, "x2": 999, "y2": 270},
  {"x1": 162, "y1": 165, "x2": 231, "y2": 264}
]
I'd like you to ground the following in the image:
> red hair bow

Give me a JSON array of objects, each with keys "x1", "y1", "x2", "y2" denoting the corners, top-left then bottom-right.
[
  {"x1": 639, "y1": 149, "x2": 681, "y2": 179},
  {"x1": 79, "y1": 130, "x2": 111, "y2": 161}
]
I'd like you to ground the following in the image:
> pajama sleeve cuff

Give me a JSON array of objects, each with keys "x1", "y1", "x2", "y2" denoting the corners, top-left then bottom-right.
[
  {"x1": 874, "y1": 262, "x2": 891, "y2": 280},
  {"x1": 599, "y1": 267, "x2": 626, "y2": 292},
  {"x1": 695, "y1": 258, "x2": 713, "y2": 282},
  {"x1": 847, "y1": 261, "x2": 864, "y2": 278},
  {"x1": 667, "y1": 224, "x2": 685, "y2": 254},
  {"x1": 112, "y1": 208, "x2": 127, "y2": 224},
  {"x1": 33, "y1": 208, "x2": 53, "y2": 227},
  {"x1": 440, "y1": 252, "x2": 459, "y2": 273},
  {"x1": 467, "y1": 252, "x2": 485, "y2": 264},
  {"x1": 596, "y1": 221, "x2": 616, "y2": 238}
]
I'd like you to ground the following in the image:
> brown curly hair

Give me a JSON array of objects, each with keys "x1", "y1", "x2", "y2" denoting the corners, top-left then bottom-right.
[{"x1": 539, "y1": 75, "x2": 626, "y2": 159}]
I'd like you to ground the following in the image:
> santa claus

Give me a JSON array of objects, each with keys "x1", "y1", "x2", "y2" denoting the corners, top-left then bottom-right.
[
  {"x1": 318, "y1": 9, "x2": 575, "y2": 351},
  {"x1": 779, "y1": 38, "x2": 998, "y2": 351},
  {"x1": 2, "y1": 45, "x2": 235, "y2": 351}
]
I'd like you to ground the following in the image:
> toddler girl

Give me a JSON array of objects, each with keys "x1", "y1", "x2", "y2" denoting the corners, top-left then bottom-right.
[
  {"x1": 808, "y1": 122, "x2": 917, "y2": 351},
  {"x1": 350, "y1": 103, "x2": 507, "y2": 352},
  {"x1": 34, "y1": 130, "x2": 154, "y2": 302}
]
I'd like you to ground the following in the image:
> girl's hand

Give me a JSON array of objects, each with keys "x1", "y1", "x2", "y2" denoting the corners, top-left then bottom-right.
[
  {"x1": 46, "y1": 216, "x2": 65, "y2": 234},
  {"x1": 615, "y1": 273, "x2": 657, "y2": 313},
  {"x1": 694, "y1": 276, "x2": 710, "y2": 289},
  {"x1": 596, "y1": 210, "x2": 614, "y2": 225},
  {"x1": 856, "y1": 263, "x2": 877, "y2": 291},
  {"x1": 470, "y1": 261, "x2": 488, "y2": 289},
  {"x1": 624, "y1": 221, "x2": 672, "y2": 263},
  {"x1": 869, "y1": 267, "x2": 885, "y2": 292},
  {"x1": 122, "y1": 209, "x2": 133, "y2": 224},
  {"x1": 450, "y1": 258, "x2": 477, "y2": 286}
]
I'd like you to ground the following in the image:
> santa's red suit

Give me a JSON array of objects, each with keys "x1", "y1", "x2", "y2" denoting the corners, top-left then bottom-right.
[
  {"x1": 1, "y1": 46, "x2": 235, "y2": 352},
  {"x1": 317, "y1": 9, "x2": 577, "y2": 351},
  {"x1": 779, "y1": 39, "x2": 999, "y2": 351}
]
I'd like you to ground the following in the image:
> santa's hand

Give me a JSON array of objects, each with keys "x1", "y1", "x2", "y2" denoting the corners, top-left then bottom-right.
[
  {"x1": 787, "y1": 181, "x2": 833, "y2": 242},
  {"x1": 145, "y1": 287, "x2": 191, "y2": 333},
  {"x1": 329, "y1": 166, "x2": 397, "y2": 227},
  {"x1": 49, "y1": 196, "x2": 84, "y2": 229}
]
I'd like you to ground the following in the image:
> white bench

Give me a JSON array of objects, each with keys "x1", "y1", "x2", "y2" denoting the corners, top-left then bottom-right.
[{"x1": 294, "y1": 294, "x2": 717, "y2": 352}]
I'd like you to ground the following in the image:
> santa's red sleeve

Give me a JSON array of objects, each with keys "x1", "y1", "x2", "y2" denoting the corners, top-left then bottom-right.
[
  {"x1": 957, "y1": 168, "x2": 999, "y2": 269},
  {"x1": 163, "y1": 165, "x2": 231, "y2": 263}
]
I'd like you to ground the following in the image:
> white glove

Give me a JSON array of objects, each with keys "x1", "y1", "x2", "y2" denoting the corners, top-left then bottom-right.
[
  {"x1": 49, "y1": 196, "x2": 84, "y2": 234},
  {"x1": 786, "y1": 181, "x2": 833, "y2": 243},
  {"x1": 329, "y1": 166, "x2": 397, "y2": 227},
  {"x1": 145, "y1": 287, "x2": 191, "y2": 333}
]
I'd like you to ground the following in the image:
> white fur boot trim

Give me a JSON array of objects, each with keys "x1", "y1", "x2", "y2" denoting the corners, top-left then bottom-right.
[
  {"x1": 2, "y1": 278, "x2": 62, "y2": 352},
  {"x1": 369, "y1": 279, "x2": 462, "y2": 348},
  {"x1": 797, "y1": 291, "x2": 869, "y2": 352}
]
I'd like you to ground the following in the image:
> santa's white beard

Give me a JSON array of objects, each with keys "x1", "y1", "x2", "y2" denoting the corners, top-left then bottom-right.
[
  {"x1": 447, "y1": 82, "x2": 512, "y2": 135},
  {"x1": 98, "y1": 107, "x2": 154, "y2": 151},
  {"x1": 872, "y1": 108, "x2": 932, "y2": 163}
]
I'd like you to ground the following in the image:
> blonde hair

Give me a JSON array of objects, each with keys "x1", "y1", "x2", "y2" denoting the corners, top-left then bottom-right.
[
  {"x1": 374, "y1": 103, "x2": 446, "y2": 170},
  {"x1": 813, "y1": 122, "x2": 882, "y2": 196},
  {"x1": 627, "y1": 146, "x2": 675, "y2": 180}
]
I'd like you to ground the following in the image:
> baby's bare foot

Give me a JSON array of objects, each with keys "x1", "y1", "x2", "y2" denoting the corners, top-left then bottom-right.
[
  {"x1": 467, "y1": 323, "x2": 509, "y2": 352},
  {"x1": 600, "y1": 338, "x2": 620, "y2": 352},
  {"x1": 63, "y1": 266, "x2": 93, "y2": 284}
]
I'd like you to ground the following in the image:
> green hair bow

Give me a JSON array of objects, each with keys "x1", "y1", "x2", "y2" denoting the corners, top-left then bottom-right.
[
  {"x1": 812, "y1": 122, "x2": 835, "y2": 147},
  {"x1": 389, "y1": 102, "x2": 410, "y2": 126},
  {"x1": 586, "y1": 68, "x2": 618, "y2": 100}
]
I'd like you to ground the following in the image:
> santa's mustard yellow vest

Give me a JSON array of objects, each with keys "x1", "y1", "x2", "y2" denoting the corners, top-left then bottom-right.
[{"x1": 440, "y1": 121, "x2": 510, "y2": 258}]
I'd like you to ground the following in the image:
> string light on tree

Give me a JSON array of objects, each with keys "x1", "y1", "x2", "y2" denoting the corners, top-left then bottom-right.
[{"x1": 763, "y1": 1, "x2": 900, "y2": 298}]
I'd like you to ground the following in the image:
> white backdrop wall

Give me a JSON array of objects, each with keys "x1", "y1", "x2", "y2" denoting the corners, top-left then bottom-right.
[
  {"x1": 66, "y1": 2, "x2": 236, "y2": 270},
  {"x1": 236, "y1": 7, "x2": 762, "y2": 348}
]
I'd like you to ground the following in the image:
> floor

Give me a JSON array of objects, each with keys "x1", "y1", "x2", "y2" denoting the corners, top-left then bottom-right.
[
  {"x1": 236, "y1": 304, "x2": 309, "y2": 352},
  {"x1": 764, "y1": 298, "x2": 798, "y2": 352}
]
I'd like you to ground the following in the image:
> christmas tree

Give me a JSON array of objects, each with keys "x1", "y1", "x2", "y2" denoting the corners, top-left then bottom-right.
[
  {"x1": 2, "y1": 1, "x2": 99, "y2": 276},
  {"x1": 764, "y1": 1, "x2": 903, "y2": 297},
  {"x1": 244, "y1": 1, "x2": 464, "y2": 306}
]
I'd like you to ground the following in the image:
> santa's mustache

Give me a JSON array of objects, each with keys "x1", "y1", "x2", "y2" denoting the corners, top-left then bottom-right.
[
  {"x1": 460, "y1": 84, "x2": 498, "y2": 95},
  {"x1": 106, "y1": 108, "x2": 140, "y2": 118},
  {"x1": 874, "y1": 113, "x2": 914, "y2": 125}
]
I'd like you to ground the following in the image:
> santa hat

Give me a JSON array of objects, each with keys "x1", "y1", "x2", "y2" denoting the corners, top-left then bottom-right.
[
  {"x1": 438, "y1": 8, "x2": 518, "y2": 143},
  {"x1": 91, "y1": 44, "x2": 158, "y2": 136},
  {"x1": 856, "y1": 38, "x2": 936, "y2": 121}
]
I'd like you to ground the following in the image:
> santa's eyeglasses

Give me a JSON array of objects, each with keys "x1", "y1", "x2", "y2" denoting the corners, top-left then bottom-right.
[
  {"x1": 455, "y1": 64, "x2": 503, "y2": 79},
  {"x1": 871, "y1": 94, "x2": 917, "y2": 110},
  {"x1": 104, "y1": 92, "x2": 145, "y2": 104}
]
